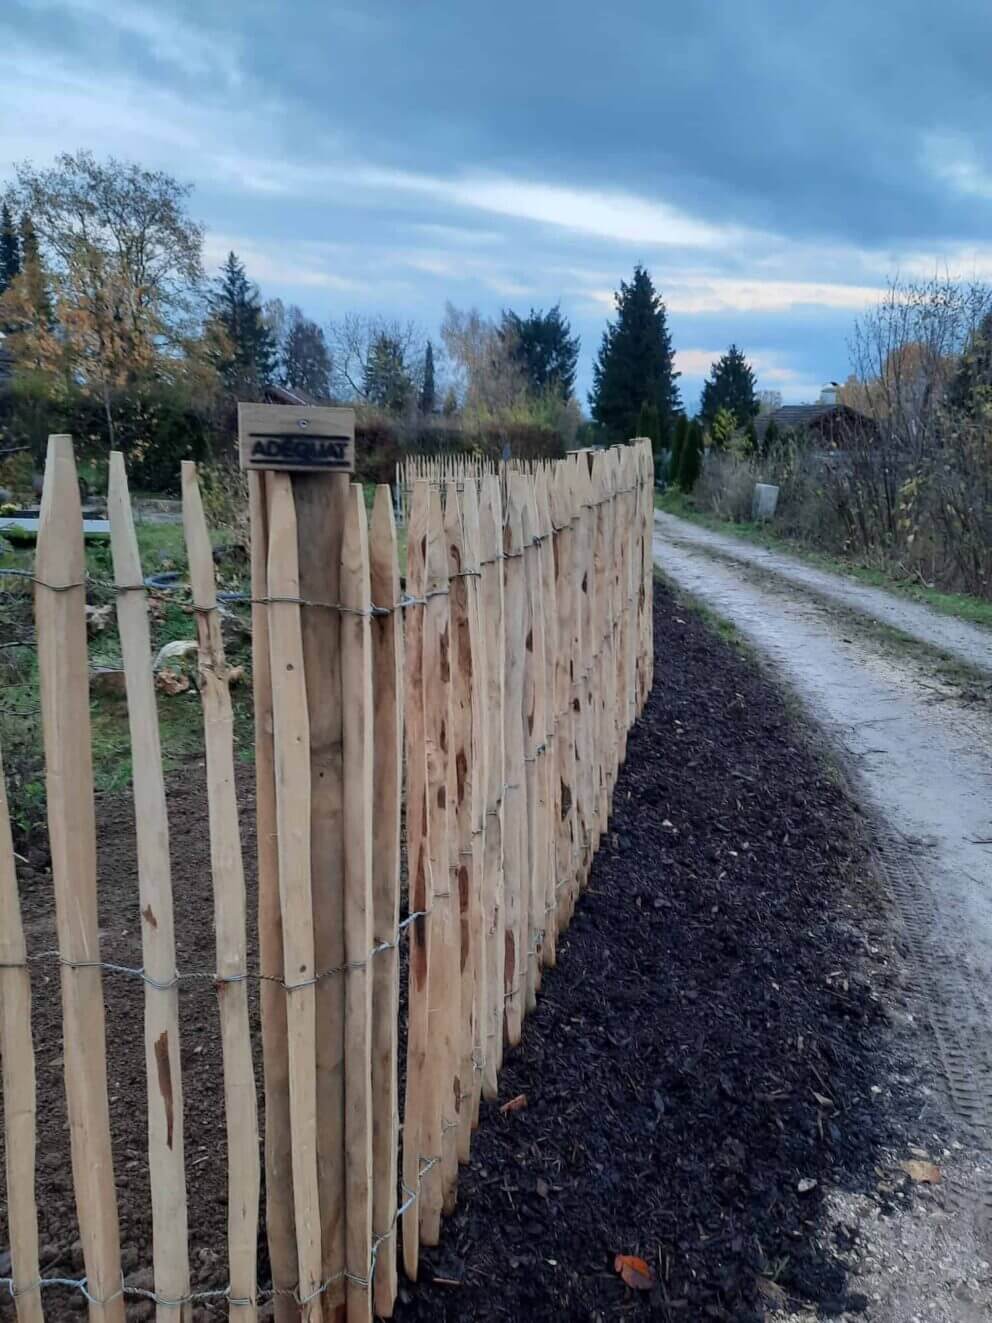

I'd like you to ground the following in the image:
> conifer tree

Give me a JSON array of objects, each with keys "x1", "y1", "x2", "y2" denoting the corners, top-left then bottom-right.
[
  {"x1": 501, "y1": 304, "x2": 580, "y2": 399},
  {"x1": 0, "y1": 203, "x2": 20, "y2": 294},
  {"x1": 678, "y1": 419, "x2": 704, "y2": 492},
  {"x1": 420, "y1": 339, "x2": 436, "y2": 414},
  {"x1": 589, "y1": 264, "x2": 681, "y2": 440},
  {"x1": 669, "y1": 413, "x2": 688, "y2": 481},
  {"x1": 206, "y1": 251, "x2": 276, "y2": 396},
  {"x1": 281, "y1": 306, "x2": 331, "y2": 398},
  {"x1": 700, "y1": 344, "x2": 759, "y2": 428}
]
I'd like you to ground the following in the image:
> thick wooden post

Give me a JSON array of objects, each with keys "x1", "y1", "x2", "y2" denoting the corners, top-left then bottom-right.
[
  {"x1": 263, "y1": 474, "x2": 323, "y2": 1321},
  {"x1": 402, "y1": 482, "x2": 432, "y2": 1281},
  {"x1": 36, "y1": 436, "x2": 124, "y2": 1323},
  {"x1": 107, "y1": 453, "x2": 191, "y2": 1323},
  {"x1": 501, "y1": 473, "x2": 527, "y2": 1047},
  {"x1": 341, "y1": 485, "x2": 375, "y2": 1323},
  {"x1": 478, "y1": 476, "x2": 505, "y2": 1099},
  {"x1": 291, "y1": 471, "x2": 350, "y2": 1314},
  {"x1": 0, "y1": 740, "x2": 43, "y2": 1323},
  {"x1": 421, "y1": 486, "x2": 456, "y2": 1239},
  {"x1": 369, "y1": 486, "x2": 402, "y2": 1317},
  {"x1": 182, "y1": 461, "x2": 259, "y2": 1321}
]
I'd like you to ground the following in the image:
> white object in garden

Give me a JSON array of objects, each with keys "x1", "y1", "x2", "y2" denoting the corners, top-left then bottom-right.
[{"x1": 752, "y1": 483, "x2": 779, "y2": 521}]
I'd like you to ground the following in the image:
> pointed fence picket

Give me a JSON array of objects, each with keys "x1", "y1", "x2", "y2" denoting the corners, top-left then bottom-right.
[{"x1": 0, "y1": 435, "x2": 654, "y2": 1321}]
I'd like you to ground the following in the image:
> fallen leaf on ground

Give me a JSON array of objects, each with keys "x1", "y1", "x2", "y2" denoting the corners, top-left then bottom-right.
[
  {"x1": 155, "y1": 669, "x2": 190, "y2": 695},
  {"x1": 900, "y1": 1159, "x2": 941, "y2": 1184},
  {"x1": 756, "y1": 1277, "x2": 787, "y2": 1304},
  {"x1": 500, "y1": 1094, "x2": 527, "y2": 1114},
  {"x1": 797, "y1": 1177, "x2": 817, "y2": 1194},
  {"x1": 614, "y1": 1255, "x2": 655, "y2": 1290}
]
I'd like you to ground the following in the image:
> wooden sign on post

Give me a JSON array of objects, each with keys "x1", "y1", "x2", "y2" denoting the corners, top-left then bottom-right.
[{"x1": 238, "y1": 403, "x2": 355, "y2": 472}]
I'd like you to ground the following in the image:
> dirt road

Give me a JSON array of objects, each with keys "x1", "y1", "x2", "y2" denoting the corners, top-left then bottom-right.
[{"x1": 654, "y1": 512, "x2": 992, "y2": 1321}]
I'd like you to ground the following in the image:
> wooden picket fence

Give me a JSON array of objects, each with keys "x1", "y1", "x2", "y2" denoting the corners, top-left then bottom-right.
[{"x1": 0, "y1": 435, "x2": 655, "y2": 1321}]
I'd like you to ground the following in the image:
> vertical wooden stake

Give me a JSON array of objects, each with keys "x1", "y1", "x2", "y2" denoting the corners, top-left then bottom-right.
[
  {"x1": 181, "y1": 460, "x2": 259, "y2": 1322},
  {"x1": 36, "y1": 435, "x2": 124, "y2": 1323},
  {"x1": 421, "y1": 486, "x2": 456, "y2": 1239},
  {"x1": 520, "y1": 478, "x2": 547, "y2": 1012},
  {"x1": 107, "y1": 453, "x2": 191, "y2": 1323},
  {"x1": 341, "y1": 485, "x2": 375, "y2": 1323},
  {"x1": 0, "y1": 739, "x2": 43, "y2": 1323},
  {"x1": 402, "y1": 482, "x2": 431, "y2": 1280},
  {"x1": 478, "y1": 476, "x2": 505, "y2": 1100},
  {"x1": 263, "y1": 474, "x2": 323, "y2": 1320},
  {"x1": 535, "y1": 473, "x2": 559, "y2": 968},
  {"x1": 248, "y1": 471, "x2": 297, "y2": 1323},
  {"x1": 292, "y1": 471, "x2": 350, "y2": 1314},
  {"x1": 501, "y1": 473, "x2": 527, "y2": 1048},
  {"x1": 369, "y1": 486, "x2": 402, "y2": 1318}
]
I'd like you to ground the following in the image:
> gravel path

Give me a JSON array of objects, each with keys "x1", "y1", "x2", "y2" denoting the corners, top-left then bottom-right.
[
  {"x1": 654, "y1": 512, "x2": 992, "y2": 675},
  {"x1": 654, "y1": 516, "x2": 992, "y2": 1321}
]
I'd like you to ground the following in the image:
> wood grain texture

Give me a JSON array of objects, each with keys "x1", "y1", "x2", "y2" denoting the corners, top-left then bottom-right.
[
  {"x1": 36, "y1": 435, "x2": 124, "y2": 1323},
  {"x1": 0, "y1": 738, "x2": 43, "y2": 1323},
  {"x1": 369, "y1": 485, "x2": 402, "y2": 1317},
  {"x1": 182, "y1": 460, "x2": 259, "y2": 1322},
  {"x1": 501, "y1": 473, "x2": 527, "y2": 1047},
  {"x1": 108, "y1": 452, "x2": 191, "y2": 1323}
]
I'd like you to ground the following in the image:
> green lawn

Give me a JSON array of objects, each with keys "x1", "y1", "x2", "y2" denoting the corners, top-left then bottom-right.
[{"x1": 656, "y1": 489, "x2": 992, "y2": 631}]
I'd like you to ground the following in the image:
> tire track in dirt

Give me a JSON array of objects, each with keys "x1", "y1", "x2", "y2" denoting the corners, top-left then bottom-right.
[{"x1": 653, "y1": 520, "x2": 992, "y2": 1249}]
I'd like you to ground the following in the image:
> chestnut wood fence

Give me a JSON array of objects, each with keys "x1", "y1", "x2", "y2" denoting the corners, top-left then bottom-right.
[{"x1": 0, "y1": 436, "x2": 654, "y2": 1321}]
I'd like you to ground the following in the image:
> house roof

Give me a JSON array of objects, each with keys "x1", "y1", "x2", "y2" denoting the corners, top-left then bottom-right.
[
  {"x1": 264, "y1": 382, "x2": 318, "y2": 406},
  {"x1": 756, "y1": 402, "x2": 869, "y2": 439}
]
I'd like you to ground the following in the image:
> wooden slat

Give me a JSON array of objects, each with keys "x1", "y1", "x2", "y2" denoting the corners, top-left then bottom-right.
[
  {"x1": 421, "y1": 485, "x2": 456, "y2": 1239},
  {"x1": 401, "y1": 481, "x2": 431, "y2": 1280},
  {"x1": 341, "y1": 484, "x2": 375, "y2": 1323},
  {"x1": 478, "y1": 475, "x2": 504, "y2": 1100},
  {"x1": 501, "y1": 473, "x2": 527, "y2": 1047},
  {"x1": 0, "y1": 739, "x2": 44, "y2": 1323},
  {"x1": 181, "y1": 460, "x2": 259, "y2": 1322},
  {"x1": 248, "y1": 471, "x2": 297, "y2": 1323},
  {"x1": 35, "y1": 435, "x2": 124, "y2": 1323},
  {"x1": 369, "y1": 485, "x2": 402, "y2": 1318},
  {"x1": 550, "y1": 464, "x2": 576, "y2": 934},
  {"x1": 535, "y1": 473, "x2": 559, "y2": 968},
  {"x1": 107, "y1": 452, "x2": 190, "y2": 1323},
  {"x1": 460, "y1": 479, "x2": 487, "y2": 1134},
  {"x1": 263, "y1": 473, "x2": 323, "y2": 1320},
  {"x1": 520, "y1": 477, "x2": 547, "y2": 1013},
  {"x1": 292, "y1": 470, "x2": 350, "y2": 1313}
]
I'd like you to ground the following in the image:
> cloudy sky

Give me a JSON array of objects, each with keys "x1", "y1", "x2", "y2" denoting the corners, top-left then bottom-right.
[{"x1": 3, "y1": 0, "x2": 992, "y2": 409}]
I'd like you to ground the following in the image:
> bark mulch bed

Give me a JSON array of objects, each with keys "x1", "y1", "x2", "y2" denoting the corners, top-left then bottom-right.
[
  {"x1": 394, "y1": 580, "x2": 924, "y2": 1321},
  {"x1": 0, "y1": 580, "x2": 924, "y2": 1320}
]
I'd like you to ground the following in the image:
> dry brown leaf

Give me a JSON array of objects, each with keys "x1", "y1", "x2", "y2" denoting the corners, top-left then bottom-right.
[
  {"x1": 500, "y1": 1094, "x2": 527, "y2": 1115},
  {"x1": 155, "y1": 669, "x2": 190, "y2": 696},
  {"x1": 614, "y1": 1254, "x2": 655, "y2": 1290},
  {"x1": 900, "y1": 1159, "x2": 941, "y2": 1184},
  {"x1": 227, "y1": 665, "x2": 245, "y2": 686},
  {"x1": 756, "y1": 1277, "x2": 787, "y2": 1304}
]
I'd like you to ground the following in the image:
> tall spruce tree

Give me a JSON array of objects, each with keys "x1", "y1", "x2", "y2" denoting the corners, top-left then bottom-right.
[
  {"x1": 0, "y1": 203, "x2": 20, "y2": 294},
  {"x1": 678, "y1": 419, "x2": 704, "y2": 492},
  {"x1": 700, "y1": 344, "x2": 759, "y2": 428},
  {"x1": 206, "y1": 251, "x2": 276, "y2": 396},
  {"x1": 363, "y1": 333, "x2": 414, "y2": 413},
  {"x1": 636, "y1": 399, "x2": 660, "y2": 447},
  {"x1": 501, "y1": 303, "x2": 580, "y2": 399},
  {"x1": 669, "y1": 413, "x2": 688, "y2": 482},
  {"x1": 281, "y1": 306, "x2": 331, "y2": 398},
  {"x1": 420, "y1": 339, "x2": 436, "y2": 414},
  {"x1": 589, "y1": 264, "x2": 681, "y2": 441}
]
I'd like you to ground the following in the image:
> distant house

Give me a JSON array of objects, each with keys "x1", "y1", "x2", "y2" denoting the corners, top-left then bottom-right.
[
  {"x1": 263, "y1": 382, "x2": 319, "y2": 406},
  {"x1": 755, "y1": 385, "x2": 875, "y2": 448}
]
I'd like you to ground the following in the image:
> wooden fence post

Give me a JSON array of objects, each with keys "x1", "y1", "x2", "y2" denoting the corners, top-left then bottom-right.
[
  {"x1": 36, "y1": 435, "x2": 125, "y2": 1323},
  {"x1": 263, "y1": 474, "x2": 323, "y2": 1320},
  {"x1": 421, "y1": 486, "x2": 457, "y2": 1235},
  {"x1": 181, "y1": 460, "x2": 259, "y2": 1321},
  {"x1": 535, "y1": 472, "x2": 559, "y2": 968},
  {"x1": 461, "y1": 479, "x2": 488, "y2": 1133},
  {"x1": 402, "y1": 482, "x2": 432, "y2": 1281},
  {"x1": 341, "y1": 484, "x2": 375, "y2": 1323},
  {"x1": 521, "y1": 478, "x2": 547, "y2": 1012},
  {"x1": 551, "y1": 463, "x2": 577, "y2": 932},
  {"x1": 478, "y1": 475, "x2": 505, "y2": 1100},
  {"x1": 107, "y1": 453, "x2": 191, "y2": 1322},
  {"x1": 248, "y1": 471, "x2": 297, "y2": 1323},
  {"x1": 501, "y1": 473, "x2": 527, "y2": 1048},
  {"x1": 291, "y1": 471, "x2": 350, "y2": 1314},
  {"x1": 369, "y1": 486, "x2": 402, "y2": 1317},
  {"x1": 0, "y1": 740, "x2": 43, "y2": 1323}
]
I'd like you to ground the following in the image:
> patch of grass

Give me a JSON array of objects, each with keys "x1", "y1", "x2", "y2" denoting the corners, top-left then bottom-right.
[{"x1": 655, "y1": 489, "x2": 992, "y2": 630}]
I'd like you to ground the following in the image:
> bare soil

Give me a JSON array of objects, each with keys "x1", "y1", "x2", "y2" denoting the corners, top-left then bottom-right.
[{"x1": 1, "y1": 583, "x2": 933, "y2": 1320}]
